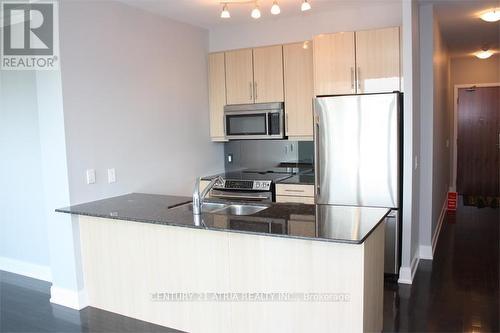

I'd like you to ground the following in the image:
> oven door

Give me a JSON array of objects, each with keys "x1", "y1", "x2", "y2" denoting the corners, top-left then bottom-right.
[{"x1": 224, "y1": 108, "x2": 284, "y2": 140}]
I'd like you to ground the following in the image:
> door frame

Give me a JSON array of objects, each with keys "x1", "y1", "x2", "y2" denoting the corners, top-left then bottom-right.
[{"x1": 452, "y1": 82, "x2": 500, "y2": 191}]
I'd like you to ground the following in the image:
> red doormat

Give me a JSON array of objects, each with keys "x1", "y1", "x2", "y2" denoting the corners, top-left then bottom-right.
[{"x1": 463, "y1": 195, "x2": 499, "y2": 209}]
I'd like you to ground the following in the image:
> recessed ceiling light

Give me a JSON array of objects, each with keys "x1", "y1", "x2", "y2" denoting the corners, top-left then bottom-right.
[
  {"x1": 301, "y1": 0, "x2": 311, "y2": 12},
  {"x1": 220, "y1": 3, "x2": 230, "y2": 19},
  {"x1": 475, "y1": 49, "x2": 494, "y2": 59},
  {"x1": 271, "y1": 0, "x2": 280, "y2": 15},
  {"x1": 480, "y1": 8, "x2": 500, "y2": 22}
]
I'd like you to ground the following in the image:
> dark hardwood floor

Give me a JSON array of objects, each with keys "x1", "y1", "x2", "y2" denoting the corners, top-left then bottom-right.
[
  {"x1": 0, "y1": 271, "x2": 182, "y2": 333},
  {"x1": 384, "y1": 198, "x2": 499, "y2": 332},
  {"x1": 1, "y1": 198, "x2": 498, "y2": 333}
]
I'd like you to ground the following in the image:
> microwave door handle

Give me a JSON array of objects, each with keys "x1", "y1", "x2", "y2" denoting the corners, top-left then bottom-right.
[{"x1": 266, "y1": 112, "x2": 270, "y2": 135}]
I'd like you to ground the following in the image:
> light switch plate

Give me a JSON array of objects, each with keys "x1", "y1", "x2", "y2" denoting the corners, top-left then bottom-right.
[
  {"x1": 86, "y1": 169, "x2": 96, "y2": 184},
  {"x1": 108, "y1": 168, "x2": 116, "y2": 183}
]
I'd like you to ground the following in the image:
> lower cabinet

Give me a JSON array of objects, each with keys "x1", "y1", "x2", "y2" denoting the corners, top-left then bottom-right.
[
  {"x1": 288, "y1": 214, "x2": 316, "y2": 237},
  {"x1": 275, "y1": 184, "x2": 315, "y2": 204}
]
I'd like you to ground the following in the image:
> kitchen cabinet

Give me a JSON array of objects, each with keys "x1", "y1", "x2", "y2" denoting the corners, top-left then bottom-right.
[
  {"x1": 276, "y1": 195, "x2": 315, "y2": 204},
  {"x1": 313, "y1": 27, "x2": 400, "y2": 96},
  {"x1": 225, "y1": 49, "x2": 254, "y2": 105},
  {"x1": 276, "y1": 183, "x2": 315, "y2": 204},
  {"x1": 225, "y1": 46, "x2": 284, "y2": 105},
  {"x1": 208, "y1": 53, "x2": 227, "y2": 141},
  {"x1": 288, "y1": 214, "x2": 316, "y2": 237},
  {"x1": 283, "y1": 42, "x2": 314, "y2": 140},
  {"x1": 355, "y1": 27, "x2": 400, "y2": 93},
  {"x1": 253, "y1": 45, "x2": 284, "y2": 103},
  {"x1": 313, "y1": 32, "x2": 356, "y2": 96}
]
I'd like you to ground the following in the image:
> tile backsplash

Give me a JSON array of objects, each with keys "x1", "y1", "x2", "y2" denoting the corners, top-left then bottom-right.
[{"x1": 224, "y1": 140, "x2": 314, "y2": 171}]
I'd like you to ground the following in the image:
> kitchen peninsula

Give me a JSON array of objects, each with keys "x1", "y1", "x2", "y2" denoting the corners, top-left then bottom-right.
[{"x1": 57, "y1": 193, "x2": 389, "y2": 333}]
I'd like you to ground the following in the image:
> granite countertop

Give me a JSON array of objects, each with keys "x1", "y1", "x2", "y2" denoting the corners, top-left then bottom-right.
[
  {"x1": 56, "y1": 193, "x2": 390, "y2": 244},
  {"x1": 277, "y1": 173, "x2": 315, "y2": 185}
]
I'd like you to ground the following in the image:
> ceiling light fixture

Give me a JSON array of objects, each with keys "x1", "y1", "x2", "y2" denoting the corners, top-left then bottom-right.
[
  {"x1": 475, "y1": 48, "x2": 494, "y2": 59},
  {"x1": 220, "y1": 3, "x2": 230, "y2": 18},
  {"x1": 480, "y1": 8, "x2": 500, "y2": 22},
  {"x1": 251, "y1": 3, "x2": 261, "y2": 19},
  {"x1": 219, "y1": 0, "x2": 311, "y2": 20},
  {"x1": 301, "y1": 0, "x2": 311, "y2": 12},
  {"x1": 271, "y1": 0, "x2": 280, "y2": 15}
]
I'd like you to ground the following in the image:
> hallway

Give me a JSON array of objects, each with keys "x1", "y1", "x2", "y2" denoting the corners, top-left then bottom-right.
[{"x1": 384, "y1": 198, "x2": 500, "y2": 332}]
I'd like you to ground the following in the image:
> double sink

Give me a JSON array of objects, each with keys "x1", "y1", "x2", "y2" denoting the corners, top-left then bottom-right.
[{"x1": 173, "y1": 202, "x2": 269, "y2": 216}]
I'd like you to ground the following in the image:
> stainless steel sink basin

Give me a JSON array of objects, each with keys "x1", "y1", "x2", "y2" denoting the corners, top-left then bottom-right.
[
  {"x1": 176, "y1": 202, "x2": 228, "y2": 213},
  {"x1": 214, "y1": 204, "x2": 268, "y2": 216},
  {"x1": 170, "y1": 202, "x2": 268, "y2": 216}
]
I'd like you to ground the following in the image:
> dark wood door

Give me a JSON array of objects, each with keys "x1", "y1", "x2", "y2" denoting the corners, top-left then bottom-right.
[{"x1": 457, "y1": 86, "x2": 499, "y2": 196}]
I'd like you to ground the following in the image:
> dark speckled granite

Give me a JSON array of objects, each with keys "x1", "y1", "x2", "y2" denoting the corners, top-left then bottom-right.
[
  {"x1": 56, "y1": 193, "x2": 390, "y2": 244},
  {"x1": 277, "y1": 173, "x2": 315, "y2": 185}
]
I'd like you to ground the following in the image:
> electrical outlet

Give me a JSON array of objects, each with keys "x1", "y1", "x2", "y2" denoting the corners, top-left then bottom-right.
[
  {"x1": 107, "y1": 168, "x2": 116, "y2": 183},
  {"x1": 86, "y1": 169, "x2": 96, "y2": 184}
]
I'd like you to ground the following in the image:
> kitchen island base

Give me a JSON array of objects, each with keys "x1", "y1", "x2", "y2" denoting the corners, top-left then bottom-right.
[{"x1": 78, "y1": 215, "x2": 384, "y2": 333}]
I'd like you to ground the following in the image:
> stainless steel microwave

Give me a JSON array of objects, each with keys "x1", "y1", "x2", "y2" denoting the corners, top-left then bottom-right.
[{"x1": 224, "y1": 102, "x2": 285, "y2": 140}]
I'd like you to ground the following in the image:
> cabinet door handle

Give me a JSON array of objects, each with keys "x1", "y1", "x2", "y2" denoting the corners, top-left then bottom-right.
[
  {"x1": 285, "y1": 189, "x2": 305, "y2": 193},
  {"x1": 249, "y1": 82, "x2": 253, "y2": 100},
  {"x1": 357, "y1": 67, "x2": 361, "y2": 93},
  {"x1": 254, "y1": 82, "x2": 258, "y2": 100},
  {"x1": 350, "y1": 67, "x2": 355, "y2": 91}
]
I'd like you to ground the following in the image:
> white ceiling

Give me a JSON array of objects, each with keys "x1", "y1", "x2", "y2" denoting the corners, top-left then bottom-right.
[
  {"x1": 431, "y1": 0, "x2": 500, "y2": 57},
  {"x1": 117, "y1": 0, "x2": 401, "y2": 29},
  {"x1": 117, "y1": 0, "x2": 499, "y2": 57}
]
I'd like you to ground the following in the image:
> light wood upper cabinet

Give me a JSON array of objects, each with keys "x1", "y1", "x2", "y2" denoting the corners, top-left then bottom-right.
[
  {"x1": 283, "y1": 42, "x2": 314, "y2": 139},
  {"x1": 355, "y1": 27, "x2": 400, "y2": 94},
  {"x1": 313, "y1": 32, "x2": 356, "y2": 96},
  {"x1": 225, "y1": 49, "x2": 254, "y2": 105},
  {"x1": 208, "y1": 53, "x2": 226, "y2": 141},
  {"x1": 253, "y1": 45, "x2": 284, "y2": 103}
]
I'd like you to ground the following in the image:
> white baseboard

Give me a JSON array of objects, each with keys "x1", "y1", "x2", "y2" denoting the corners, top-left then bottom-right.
[
  {"x1": 50, "y1": 285, "x2": 89, "y2": 310},
  {"x1": 419, "y1": 245, "x2": 433, "y2": 260},
  {"x1": 431, "y1": 199, "x2": 447, "y2": 256},
  {"x1": 398, "y1": 254, "x2": 420, "y2": 284},
  {"x1": 0, "y1": 256, "x2": 52, "y2": 282}
]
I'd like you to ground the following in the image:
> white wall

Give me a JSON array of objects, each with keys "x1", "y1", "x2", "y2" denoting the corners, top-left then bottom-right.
[
  {"x1": 431, "y1": 15, "x2": 450, "y2": 240},
  {"x1": 59, "y1": 1, "x2": 224, "y2": 205},
  {"x1": 0, "y1": 71, "x2": 52, "y2": 280},
  {"x1": 399, "y1": 0, "x2": 421, "y2": 284},
  {"x1": 209, "y1": 2, "x2": 402, "y2": 51},
  {"x1": 418, "y1": 4, "x2": 450, "y2": 260},
  {"x1": 450, "y1": 55, "x2": 500, "y2": 86}
]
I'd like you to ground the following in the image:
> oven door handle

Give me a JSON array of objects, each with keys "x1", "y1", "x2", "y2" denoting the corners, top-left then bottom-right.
[{"x1": 210, "y1": 192, "x2": 271, "y2": 201}]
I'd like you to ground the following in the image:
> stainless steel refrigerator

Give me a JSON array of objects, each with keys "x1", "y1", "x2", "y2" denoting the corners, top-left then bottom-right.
[{"x1": 314, "y1": 92, "x2": 402, "y2": 276}]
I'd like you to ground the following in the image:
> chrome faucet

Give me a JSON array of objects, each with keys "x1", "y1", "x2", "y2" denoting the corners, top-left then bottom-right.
[{"x1": 193, "y1": 176, "x2": 223, "y2": 215}]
